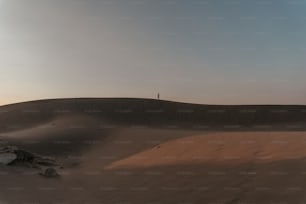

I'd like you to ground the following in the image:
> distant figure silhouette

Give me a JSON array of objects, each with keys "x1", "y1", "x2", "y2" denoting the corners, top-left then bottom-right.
[{"x1": 157, "y1": 93, "x2": 160, "y2": 100}]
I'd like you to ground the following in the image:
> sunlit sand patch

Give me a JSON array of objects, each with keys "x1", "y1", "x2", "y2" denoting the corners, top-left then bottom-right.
[{"x1": 106, "y1": 132, "x2": 306, "y2": 169}]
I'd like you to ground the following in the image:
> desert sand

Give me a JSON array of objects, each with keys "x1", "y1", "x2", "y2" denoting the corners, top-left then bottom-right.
[{"x1": 1, "y1": 98, "x2": 306, "y2": 203}]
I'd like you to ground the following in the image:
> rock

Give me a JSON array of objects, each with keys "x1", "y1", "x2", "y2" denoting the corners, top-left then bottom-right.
[
  {"x1": 0, "y1": 146, "x2": 57, "y2": 166},
  {"x1": 0, "y1": 153, "x2": 17, "y2": 165},
  {"x1": 0, "y1": 146, "x2": 58, "y2": 166},
  {"x1": 13, "y1": 150, "x2": 35, "y2": 163},
  {"x1": 0, "y1": 146, "x2": 18, "y2": 153},
  {"x1": 40, "y1": 167, "x2": 59, "y2": 178},
  {"x1": 0, "y1": 146, "x2": 60, "y2": 177}
]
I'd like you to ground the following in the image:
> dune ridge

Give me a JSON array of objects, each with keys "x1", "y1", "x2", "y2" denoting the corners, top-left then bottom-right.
[{"x1": 1, "y1": 98, "x2": 306, "y2": 133}]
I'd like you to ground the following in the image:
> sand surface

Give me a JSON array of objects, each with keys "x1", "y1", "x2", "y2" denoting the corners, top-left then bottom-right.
[
  {"x1": 1, "y1": 120, "x2": 306, "y2": 203},
  {"x1": 1, "y1": 99, "x2": 306, "y2": 203}
]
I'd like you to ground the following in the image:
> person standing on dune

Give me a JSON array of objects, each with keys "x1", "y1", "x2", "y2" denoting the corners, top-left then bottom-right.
[{"x1": 157, "y1": 93, "x2": 160, "y2": 100}]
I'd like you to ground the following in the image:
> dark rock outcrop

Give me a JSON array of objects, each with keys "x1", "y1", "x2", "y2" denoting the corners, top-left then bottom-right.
[{"x1": 0, "y1": 146, "x2": 60, "y2": 177}]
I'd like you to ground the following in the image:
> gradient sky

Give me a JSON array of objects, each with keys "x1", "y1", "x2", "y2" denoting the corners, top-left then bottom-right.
[{"x1": 1, "y1": 0, "x2": 306, "y2": 105}]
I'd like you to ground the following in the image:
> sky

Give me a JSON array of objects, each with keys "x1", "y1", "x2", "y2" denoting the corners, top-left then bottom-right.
[{"x1": 1, "y1": 0, "x2": 306, "y2": 105}]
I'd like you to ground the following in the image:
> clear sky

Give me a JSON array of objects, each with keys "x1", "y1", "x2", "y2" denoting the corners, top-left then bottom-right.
[{"x1": 1, "y1": 0, "x2": 306, "y2": 105}]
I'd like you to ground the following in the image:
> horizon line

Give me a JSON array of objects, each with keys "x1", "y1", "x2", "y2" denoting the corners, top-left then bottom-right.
[{"x1": 1, "y1": 97, "x2": 306, "y2": 107}]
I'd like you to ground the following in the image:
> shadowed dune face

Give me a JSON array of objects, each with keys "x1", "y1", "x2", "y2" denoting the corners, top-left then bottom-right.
[
  {"x1": 1, "y1": 98, "x2": 306, "y2": 132},
  {"x1": 0, "y1": 115, "x2": 111, "y2": 157},
  {"x1": 1, "y1": 99, "x2": 306, "y2": 203}
]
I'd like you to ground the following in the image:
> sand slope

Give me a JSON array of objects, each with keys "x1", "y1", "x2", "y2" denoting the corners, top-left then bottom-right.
[
  {"x1": 2, "y1": 129, "x2": 306, "y2": 203},
  {"x1": 0, "y1": 98, "x2": 306, "y2": 203}
]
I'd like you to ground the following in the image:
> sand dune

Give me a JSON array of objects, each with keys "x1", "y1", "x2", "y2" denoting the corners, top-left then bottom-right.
[
  {"x1": 1, "y1": 98, "x2": 306, "y2": 203},
  {"x1": 1, "y1": 98, "x2": 306, "y2": 132}
]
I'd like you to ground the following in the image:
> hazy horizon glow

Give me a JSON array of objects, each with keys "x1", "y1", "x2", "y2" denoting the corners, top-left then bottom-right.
[{"x1": 1, "y1": 0, "x2": 306, "y2": 105}]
